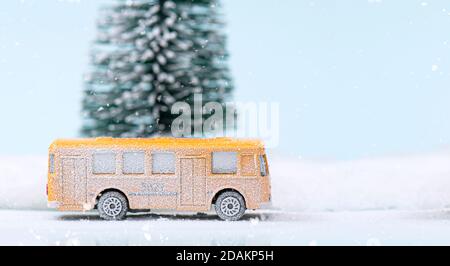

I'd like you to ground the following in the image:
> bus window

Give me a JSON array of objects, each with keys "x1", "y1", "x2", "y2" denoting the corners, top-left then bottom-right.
[
  {"x1": 123, "y1": 152, "x2": 145, "y2": 174},
  {"x1": 93, "y1": 152, "x2": 116, "y2": 174},
  {"x1": 152, "y1": 152, "x2": 175, "y2": 174},
  {"x1": 259, "y1": 155, "x2": 267, "y2": 177},
  {"x1": 49, "y1": 154, "x2": 55, "y2": 174},
  {"x1": 212, "y1": 152, "x2": 237, "y2": 174}
]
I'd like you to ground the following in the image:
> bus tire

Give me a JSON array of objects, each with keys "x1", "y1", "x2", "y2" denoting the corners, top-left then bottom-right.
[
  {"x1": 215, "y1": 191, "x2": 246, "y2": 221},
  {"x1": 98, "y1": 191, "x2": 128, "y2": 221}
]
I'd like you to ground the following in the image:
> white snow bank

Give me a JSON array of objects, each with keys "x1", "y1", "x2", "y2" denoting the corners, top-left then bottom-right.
[
  {"x1": 1, "y1": 152, "x2": 450, "y2": 211},
  {"x1": 0, "y1": 156, "x2": 47, "y2": 210},
  {"x1": 270, "y1": 152, "x2": 450, "y2": 212}
]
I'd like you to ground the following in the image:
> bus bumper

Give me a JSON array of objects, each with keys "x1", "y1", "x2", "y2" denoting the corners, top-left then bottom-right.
[{"x1": 47, "y1": 201, "x2": 60, "y2": 209}]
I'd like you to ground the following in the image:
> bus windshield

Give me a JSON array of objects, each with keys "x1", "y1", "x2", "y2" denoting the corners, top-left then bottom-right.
[{"x1": 259, "y1": 155, "x2": 268, "y2": 176}]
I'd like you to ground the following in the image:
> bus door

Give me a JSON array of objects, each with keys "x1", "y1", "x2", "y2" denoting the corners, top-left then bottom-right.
[
  {"x1": 61, "y1": 156, "x2": 86, "y2": 205},
  {"x1": 179, "y1": 157, "x2": 206, "y2": 207}
]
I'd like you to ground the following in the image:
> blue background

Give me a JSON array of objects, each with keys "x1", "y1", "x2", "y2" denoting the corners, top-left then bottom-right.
[{"x1": 0, "y1": 0, "x2": 449, "y2": 159}]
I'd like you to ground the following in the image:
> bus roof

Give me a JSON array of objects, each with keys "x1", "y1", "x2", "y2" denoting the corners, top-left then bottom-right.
[{"x1": 50, "y1": 137, "x2": 265, "y2": 150}]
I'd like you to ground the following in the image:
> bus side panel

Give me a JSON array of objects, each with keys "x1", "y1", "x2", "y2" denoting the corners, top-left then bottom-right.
[
  {"x1": 145, "y1": 177, "x2": 178, "y2": 210},
  {"x1": 82, "y1": 149, "x2": 146, "y2": 210},
  {"x1": 205, "y1": 149, "x2": 263, "y2": 210},
  {"x1": 86, "y1": 177, "x2": 148, "y2": 210},
  {"x1": 207, "y1": 178, "x2": 262, "y2": 210},
  {"x1": 85, "y1": 148, "x2": 178, "y2": 211}
]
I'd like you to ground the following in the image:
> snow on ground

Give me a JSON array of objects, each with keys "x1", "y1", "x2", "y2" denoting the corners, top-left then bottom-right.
[
  {"x1": 2, "y1": 209, "x2": 450, "y2": 245},
  {"x1": 1, "y1": 152, "x2": 450, "y2": 212}
]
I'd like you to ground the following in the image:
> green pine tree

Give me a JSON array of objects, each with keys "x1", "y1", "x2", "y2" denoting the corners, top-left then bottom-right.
[{"x1": 82, "y1": 0, "x2": 234, "y2": 137}]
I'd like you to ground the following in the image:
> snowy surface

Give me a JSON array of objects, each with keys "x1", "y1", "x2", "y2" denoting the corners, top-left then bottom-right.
[
  {"x1": 1, "y1": 153, "x2": 450, "y2": 245},
  {"x1": 2, "y1": 209, "x2": 450, "y2": 246}
]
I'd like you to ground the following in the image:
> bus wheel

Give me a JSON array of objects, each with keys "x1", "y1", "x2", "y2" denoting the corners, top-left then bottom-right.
[
  {"x1": 215, "y1": 191, "x2": 246, "y2": 221},
  {"x1": 98, "y1": 191, "x2": 128, "y2": 221}
]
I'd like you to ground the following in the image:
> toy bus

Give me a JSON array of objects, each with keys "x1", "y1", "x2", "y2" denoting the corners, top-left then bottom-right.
[{"x1": 47, "y1": 137, "x2": 271, "y2": 221}]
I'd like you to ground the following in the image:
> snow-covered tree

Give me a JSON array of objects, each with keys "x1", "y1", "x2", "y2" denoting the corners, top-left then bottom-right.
[{"x1": 82, "y1": 0, "x2": 233, "y2": 137}]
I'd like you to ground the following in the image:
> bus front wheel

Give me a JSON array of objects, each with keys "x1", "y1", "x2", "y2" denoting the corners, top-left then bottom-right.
[
  {"x1": 214, "y1": 191, "x2": 246, "y2": 221},
  {"x1": 98, "y1": 191, "x2": 128, "y2": 220}
]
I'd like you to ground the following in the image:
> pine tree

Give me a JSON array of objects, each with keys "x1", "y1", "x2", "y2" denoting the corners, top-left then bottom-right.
[{"x1": 82, "y1": 0, "x2": 233, "y2": 137}]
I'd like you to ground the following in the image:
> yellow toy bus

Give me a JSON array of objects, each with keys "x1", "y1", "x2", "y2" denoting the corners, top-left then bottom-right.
[{"x1": 47, "y1": 137, "x2": 271, "y2": 221}]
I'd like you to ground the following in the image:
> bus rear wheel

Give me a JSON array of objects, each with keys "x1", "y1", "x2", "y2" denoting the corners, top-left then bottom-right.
[
  {"x1": 98, "y1": 191, "x2": 128, "y2": 221},
  {"x1": 215, "y1": 191, "x2": 246, "y2": 221}
]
